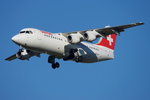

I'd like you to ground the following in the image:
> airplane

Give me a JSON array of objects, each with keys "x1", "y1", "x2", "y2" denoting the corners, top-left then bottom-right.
[{"x1": 5, "y1": 22, "x2": 144, "y2": 69}]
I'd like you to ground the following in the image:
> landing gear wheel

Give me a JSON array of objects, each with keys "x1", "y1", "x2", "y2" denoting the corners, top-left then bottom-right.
[
  {"x1": 52, "y1": 63, "x2": 56, "y2": 69},
  {"x1": 51, "y1": 62, "x2": 60, "y2": 69},
  {"x1": 55, "y1": 62, "x2": 60, "y2": 68},
  {"x1": 48, "y1": 56, "x2": 60, "y2": 69},
  {"x1": 48, "y1": 56, "x2": 55, "y2": 63}
]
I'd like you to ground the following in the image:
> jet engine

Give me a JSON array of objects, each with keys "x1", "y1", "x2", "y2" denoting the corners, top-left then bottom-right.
[
  {"x1": 16, "y1": 49, "x2": 36, "y2": 60},
  {"x1": 84, "y1": 32, "x2": 96, "y2": 42},
  {"x1": 67, "y1": 34, "x2": 82, "y2": 44},
  {"x1": 83, "y1": 30, "x2": 99, "y2": 42}
]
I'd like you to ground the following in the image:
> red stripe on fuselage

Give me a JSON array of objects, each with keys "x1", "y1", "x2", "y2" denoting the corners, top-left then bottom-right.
[{"x1": 41, "y1": 31, "x2": 52, "y2": 35}]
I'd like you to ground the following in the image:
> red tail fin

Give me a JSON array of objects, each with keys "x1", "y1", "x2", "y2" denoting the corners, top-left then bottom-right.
[{"x1": 96, "y1": 34, "x2": 117, "y2": 50}]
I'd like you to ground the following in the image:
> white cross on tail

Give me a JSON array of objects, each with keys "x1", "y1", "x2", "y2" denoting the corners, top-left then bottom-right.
[{"x1": 107, "y1": 35, "x2": 113, "y2": 46}]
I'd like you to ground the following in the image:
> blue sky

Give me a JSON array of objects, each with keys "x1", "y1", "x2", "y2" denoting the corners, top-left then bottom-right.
[{"x1": 0, "y1": 0, "x2": 150, "y2": 100}]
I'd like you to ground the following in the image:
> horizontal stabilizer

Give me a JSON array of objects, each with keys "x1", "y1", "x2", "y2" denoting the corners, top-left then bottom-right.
[{"x1": 5, "y1": 54, "x2": 17, "y2": 61}]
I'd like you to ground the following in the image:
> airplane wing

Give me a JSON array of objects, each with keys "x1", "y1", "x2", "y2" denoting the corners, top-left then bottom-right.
[
  {"x1": 5, "y1": 54, "x2": 17, "y2": 61},
  {"x1": 62, "y1": 22, "x2": 144, "y2": 38}
]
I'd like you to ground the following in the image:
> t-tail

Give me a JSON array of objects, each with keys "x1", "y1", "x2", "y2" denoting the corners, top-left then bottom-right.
[
  {"x1": 95, "y1": 22, "x2": 144, "y2": 60},
  {"x1": 96, "y1": 22, "x2": 144, "y2": 51}
]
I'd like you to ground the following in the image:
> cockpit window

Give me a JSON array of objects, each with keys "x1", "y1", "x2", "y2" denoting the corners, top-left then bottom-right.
[
  {"x1": 26, "y1": 31, "x2": 30, "y2": 33},
  {"x1": 29, "y1": 31, "x2": 33, "y2": 34},
  {"x1": 20, "y1": 30, "x2": 33, "y2": 34},
  {"x1": 20, "y1": 31, "x2": 25, "y2": 33},
  {"x1": 26, "y1": 31, "x2": 33, "y2": 34}
]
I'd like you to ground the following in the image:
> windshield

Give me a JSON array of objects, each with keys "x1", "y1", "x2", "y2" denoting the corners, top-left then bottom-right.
[
  {"x1": 20, "y1": 30, "x2": 33, "y2": 34},
  {"x1": 20, "y1": 31, "x2": 25, "y2": 33}
]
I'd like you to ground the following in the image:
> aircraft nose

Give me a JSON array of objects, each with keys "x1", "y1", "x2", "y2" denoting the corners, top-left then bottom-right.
[
  {"x1": 11, "y1": 35, "x2": 20, "y2": 44},
  {"x1": 12, "y1": 36, "x2": 16, "y2": 42}
]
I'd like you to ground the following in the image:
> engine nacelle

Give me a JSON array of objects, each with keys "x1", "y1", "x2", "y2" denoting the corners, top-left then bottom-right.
[
  {"x1": 83, "y1": 30, "x2": 99, "y2": 42},
  {"x1": 16, "y1": 49, "x2": 33, "y2": 60},
  {"x1": 67, "y1": 34, "x2": 81, "y2": 44},
  {"x1": 84, "y1": 32, "x2": 96, "y2": 42}
]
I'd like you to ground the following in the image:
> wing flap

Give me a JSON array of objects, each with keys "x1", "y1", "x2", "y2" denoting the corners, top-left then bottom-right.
[{"x1": 95, "y1": 22, "x2": 144, "y2": 35}]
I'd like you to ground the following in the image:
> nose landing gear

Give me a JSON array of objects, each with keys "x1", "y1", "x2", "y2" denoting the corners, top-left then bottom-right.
[{"x1": 48, "y1": 56, "x2": 60, "y2": 69}]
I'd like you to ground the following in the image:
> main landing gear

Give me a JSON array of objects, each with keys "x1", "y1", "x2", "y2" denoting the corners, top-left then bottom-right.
[{"x1": 48, "y1": 56, "x2": 60, "y2": 69}]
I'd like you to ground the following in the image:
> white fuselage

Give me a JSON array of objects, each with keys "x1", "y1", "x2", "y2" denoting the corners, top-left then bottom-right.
[{"x1": 12, "y1": 28, "x2": 114, "y2": 63}]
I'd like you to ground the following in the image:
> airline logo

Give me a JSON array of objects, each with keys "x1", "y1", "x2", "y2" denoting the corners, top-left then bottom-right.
[
  {"x1": 107, "y1": 35, "x2": 113, "y2": 46},
  {"x1": 96, "y1": 34, "x2": 116, "y2": 50}
]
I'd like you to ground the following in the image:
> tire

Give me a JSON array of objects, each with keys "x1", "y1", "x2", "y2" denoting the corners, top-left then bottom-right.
[
  {"x1": 48, "y1": 56, "x2": 55, "y2": 63},
  {"x1": 51, "y1": 62, "x2": 60, "y2": 69},
  {"x1": 52, "y1": 64, "x2": 56, "y2": 69},
  {"x1": 55, "y1": 62, "x2": 60, "y2": 68}
]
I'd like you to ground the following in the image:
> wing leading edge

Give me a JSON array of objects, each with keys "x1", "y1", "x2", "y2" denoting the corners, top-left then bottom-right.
[{"x1": 62, "y1": 22, "x2": 144, "y2": 38}]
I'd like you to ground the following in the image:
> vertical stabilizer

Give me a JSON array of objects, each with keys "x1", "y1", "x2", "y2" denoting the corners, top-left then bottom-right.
[{"x1": 96, "y1": 34, "x2": 117, "y2": 50}]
